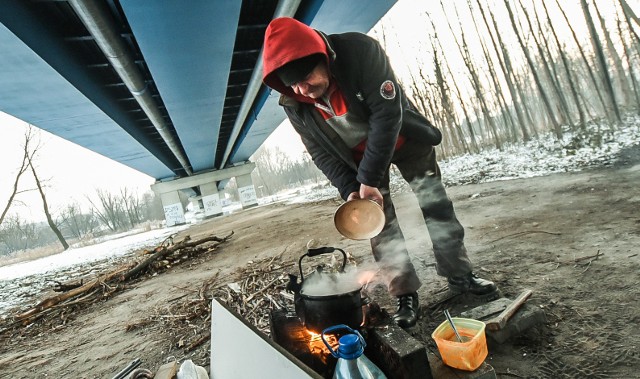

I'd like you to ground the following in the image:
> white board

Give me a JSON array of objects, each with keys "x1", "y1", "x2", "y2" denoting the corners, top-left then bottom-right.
[{"x1": 210, "y1": 299, "x2": 320, "y2": 379}]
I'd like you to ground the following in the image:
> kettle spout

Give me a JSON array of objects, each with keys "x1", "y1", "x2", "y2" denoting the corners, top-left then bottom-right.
[{"x1": 286, "y1": 273, "x2": 302, "y2": 293}]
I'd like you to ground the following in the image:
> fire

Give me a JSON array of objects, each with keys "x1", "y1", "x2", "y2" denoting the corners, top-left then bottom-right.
[
  {"x1": 357, "y1": 270, "x2": 378, "y2": 288},
  {"x1": 307, "y1": 329, "x2": 337, "y2": 356}
]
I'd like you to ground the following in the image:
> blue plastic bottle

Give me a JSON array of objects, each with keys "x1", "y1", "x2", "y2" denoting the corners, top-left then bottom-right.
[{"x1": 322, "y1": 325, "x2": 387, "y2": 379}]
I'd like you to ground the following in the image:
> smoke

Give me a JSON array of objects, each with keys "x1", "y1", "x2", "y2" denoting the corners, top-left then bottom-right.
[{"x1": 300, "y1": 264, "x2": 362, "y2": 296}]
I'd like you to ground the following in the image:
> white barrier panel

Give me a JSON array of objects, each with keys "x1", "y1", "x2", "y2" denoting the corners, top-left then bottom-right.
[
  {"x1": 163, "y1": 203, "x2": 186, "y2": 226},
  {"x1": 202, "y1": 193, "x2": 222, "y2": 217},
  {"x1": 210, "y1": 298, "x2": 320, "y2": 379}
]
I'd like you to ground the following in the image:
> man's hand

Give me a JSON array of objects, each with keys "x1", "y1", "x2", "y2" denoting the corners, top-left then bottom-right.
[{"x1": 347, "y1": 184, "x2": 383, "y2": 207}]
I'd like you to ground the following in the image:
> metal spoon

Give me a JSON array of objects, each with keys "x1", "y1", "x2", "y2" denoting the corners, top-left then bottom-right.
[{"x1": 444, "y1": 309, "x2": 464, "y2": 343}]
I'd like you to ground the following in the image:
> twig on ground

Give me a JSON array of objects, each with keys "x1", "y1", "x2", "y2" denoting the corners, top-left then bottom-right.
[
  {"x1": 488, "y1": 230, "x2": 561, "y2": 244},
  {"x1": 580, "y1": 250, "x2": 601, "y2": 274}
]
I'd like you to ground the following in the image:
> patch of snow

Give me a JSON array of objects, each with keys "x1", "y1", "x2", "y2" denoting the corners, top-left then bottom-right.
[{"x1": 0, "y1": 224, "x2": 189, "y2": 282}]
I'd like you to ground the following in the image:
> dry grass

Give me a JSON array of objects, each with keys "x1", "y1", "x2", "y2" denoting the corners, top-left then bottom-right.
[
  {"x1": 0, "y1": 243, "x2": 66, "y2": 267},
  {"x1": 0, "y1": 221, "x2": 165, "y2": 268}
]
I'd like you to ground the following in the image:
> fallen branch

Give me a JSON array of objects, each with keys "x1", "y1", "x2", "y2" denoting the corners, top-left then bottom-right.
[
  {"x1": 122, "y1": 231, "x2": 233, "y2": 281},
  {"x1": 16, "y1": 266, "x2": 129, "y2": 321},
  {"x1": 186, "y1": 333, "x2": 210, "y2": 352},
  {"x1": 52, "y1": 279, "x2": 83, "y2": 292},
  {"x1": 4, "y1": 231, "x2": 234, "y2": 335},
  {"x1": 580, "y1": 250, "x2": 602, "y2": 274},
  {"x1": 538, "y1": 250, "x2": 604, "y2": 267}
]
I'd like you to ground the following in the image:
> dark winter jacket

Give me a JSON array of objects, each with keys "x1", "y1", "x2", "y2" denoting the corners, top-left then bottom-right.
[{"x1": 262, "y1": 17, "x2": 441, "y2": 200}]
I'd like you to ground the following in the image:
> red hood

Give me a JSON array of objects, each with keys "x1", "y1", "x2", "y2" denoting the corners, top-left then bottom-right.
[{"x1": 262, "y1": 17, "x2": 329, "y2": 101}]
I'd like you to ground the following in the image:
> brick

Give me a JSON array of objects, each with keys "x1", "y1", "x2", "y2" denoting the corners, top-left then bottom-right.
[{"x1": 366, "y1": 322, "x2": 433, "y2": 379}]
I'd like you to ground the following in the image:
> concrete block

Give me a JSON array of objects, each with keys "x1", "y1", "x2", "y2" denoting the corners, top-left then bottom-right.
[
  {"x1": 459, "y1": 298, "x2": 512, "y2": 320},
  {"x1": 366, "y1": 322, "x2": 432, "y2": 379},
  {"x1": 460, "y1": 298, "x2": 547, "y2": 344},
  {"x1": 428, "y1": 352, "x2": 496, "y2": 379},
  {"x1": 485, "y1": 303, "x2": 547, "y2": 344}
]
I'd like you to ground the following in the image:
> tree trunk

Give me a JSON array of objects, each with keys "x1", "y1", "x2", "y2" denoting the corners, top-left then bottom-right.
[
  {"x1": 427, "y1": 15, "x2": 479, "y2": 153},
  {"x1": 1, "y1": 132, "x2": 33, "y2": 226},
  {"x1": 443, "y1": 0, "x2": 502, "y2": 149},
  {"x1": 618, "y1": 0, "x2": 640, "y2": 61},
  {"x1": 542, "y1": 1, "x2": 587, "y2": 130},
  {"x1": 581, "y1": 0, "x2": 622, "y2": 123},
  {"x1": 469, "y1": 0, "x2": 518, "y2": 143},
  {"x1": 521, "y1": 0, "x2": 574, "y2": 129},
  {"x1": 476, "y1": 0, "x2": 531, "y2": 142},
  {"x1": 615, "y1": 7, "x2": 640, "y2": 108},
  {"x1": 488, "y1": 5, "x2": 536, "y2": 139},
  {"x1": 431, "y1": 46, "x2": 469, "y2": 153},
  {"x1": 593, "y1": 0, "x2": 633, "y2": 107},
  {"x1": 503, "y1": 0, "x2": 562, "y2": 138},
  {"x1": 554, "y1": 0, "x2": 611, "y2": 122},
  {"x1": 28, "y1": 157, "x2": 69, "y2": 250}
]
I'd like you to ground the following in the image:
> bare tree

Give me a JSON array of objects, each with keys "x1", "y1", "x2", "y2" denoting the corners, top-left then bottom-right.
[
  {"x1": 27, "y1": 151, "x2": 69, "y2": 250},
  {"x1": 475, "y1": 0, "x2": 531, "y2": 141},
  {"x1": 504, "y1": 0, "x2": 562, "y2": 138},
  {"x1": 119, "y1": 187, "x2": 143, "y2": 228},
  {"x1": 442, "y1": 0, "x2": 502, "y2": 149},
  {"x1": 593, "y1": 0, "x2": 633, "y2": 107},
  {"x1": 87, "y1": 189, "x2": 123, "y2": 232},
  {"x1": 58, "y1": 203, "x2": 97, "y2": 239},
  {"x1": 541, "y1": 1, "x2": 587, "y2": 129},
  {"x1": 1, "y1": 127, "x2": 36, "y2": 226},
  {"x1": 468, "y1": 0, "x2": 518, "y2": 143},
  {"x1": 554, "y1": 0, "x2": 611, "y2": 121},
  {"x1": 525, "y1": 1, "x2": 574, "y2": 129},
  {"x1": 581, "y1": 0, "x2": 622, "y2": 122},
  {"x1": 0, "y1": 214, "x2": 37, "y2": 253},
  {"x1": 615, "y1": 5, "x2": 640, "y2": 108}
]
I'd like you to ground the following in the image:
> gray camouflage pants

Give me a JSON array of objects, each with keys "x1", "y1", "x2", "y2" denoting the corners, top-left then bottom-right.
[{"x1": 370, "y1": 138, "x2": 473, "y2": 296}]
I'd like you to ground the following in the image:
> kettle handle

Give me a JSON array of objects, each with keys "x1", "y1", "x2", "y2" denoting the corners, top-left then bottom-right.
[
  {"x1": 298, "y1": 247, "x2": 347, "y2": 283},
  {"x1": 321, "y1": 324, "x2": 366, "y2": 358}
]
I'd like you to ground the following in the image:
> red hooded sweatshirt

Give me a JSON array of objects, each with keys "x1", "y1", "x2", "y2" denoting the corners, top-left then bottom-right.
[{"x1": 262, "y1": 17, "x2": 329, "y2": 103}]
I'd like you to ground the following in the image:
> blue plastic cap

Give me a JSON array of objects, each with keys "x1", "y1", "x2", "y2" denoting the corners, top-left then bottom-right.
[{"x1": 338, "y1": 334, "x2": 364, "y2": 359}]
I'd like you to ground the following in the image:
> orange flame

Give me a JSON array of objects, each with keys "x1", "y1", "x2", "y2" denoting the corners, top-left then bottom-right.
[
  {"x1": 307, "y1": 329, "x2": 337, "y2": 356},
  {"x1": 357, "y1": 270, "x2": 378, "y2": 288}
]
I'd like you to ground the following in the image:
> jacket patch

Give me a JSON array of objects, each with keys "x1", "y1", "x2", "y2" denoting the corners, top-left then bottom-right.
[
  {"x1": 380, "y1": 80, "x2": 396, "y2": 100},
  {"x1": 356, "y1": 92, "x2": 364, "y2": 101}
]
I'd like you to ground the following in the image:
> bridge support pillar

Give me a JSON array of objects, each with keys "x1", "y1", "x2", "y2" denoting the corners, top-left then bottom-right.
[
  {"x1": 236, "y1": 173, "x2": 258, "y2": 209},
  {"x1": 151, "y1": 162, "x2": 256, "y2": 226},
  {"x1": 160, "y1": 191, "x2": 187, "y2": 226},
  {"x1": 199, "y1": 181, "x2": 223, "y2": 218}
]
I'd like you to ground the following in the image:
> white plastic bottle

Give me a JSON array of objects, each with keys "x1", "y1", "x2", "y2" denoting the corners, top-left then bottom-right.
[{"x1": 322, "y1": 325, "x2": 387, "y2": 379}]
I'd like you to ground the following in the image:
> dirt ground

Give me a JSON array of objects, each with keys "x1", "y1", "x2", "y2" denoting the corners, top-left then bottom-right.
[{"x1": 1, "y1": 145, "x2": 639, "y2": 379}]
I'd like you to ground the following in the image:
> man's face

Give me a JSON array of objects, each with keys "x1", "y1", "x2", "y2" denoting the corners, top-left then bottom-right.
[{"x1": 290, "y1": 62, "x2": 330, "y2": 99}]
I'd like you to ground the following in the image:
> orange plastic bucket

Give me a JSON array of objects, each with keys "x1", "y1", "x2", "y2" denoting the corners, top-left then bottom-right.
[{"x1": 431, "y1": 317, "x2": 488, "y2": 371}]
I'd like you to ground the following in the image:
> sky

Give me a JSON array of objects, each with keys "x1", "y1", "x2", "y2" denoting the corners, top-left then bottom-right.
[
  {"x1": 0, "y1": 0, "x2": 635, "y2": 222},
  {"x1": 0, "y1": 112, "x2": 156, "y2": 221}
]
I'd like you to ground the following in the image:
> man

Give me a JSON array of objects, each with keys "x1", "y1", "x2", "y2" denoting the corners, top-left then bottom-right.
[{"x1": 262, "y1": 17, "x2": 498, "y2": 328}]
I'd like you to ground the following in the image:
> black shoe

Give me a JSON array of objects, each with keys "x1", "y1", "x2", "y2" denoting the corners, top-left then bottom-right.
[
  {"x1": 448, "y1": 272, "x2": 498, "y2": 296},
  {"x1": 392, "y1": 292, "x2": 419, "y2": 328}
]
